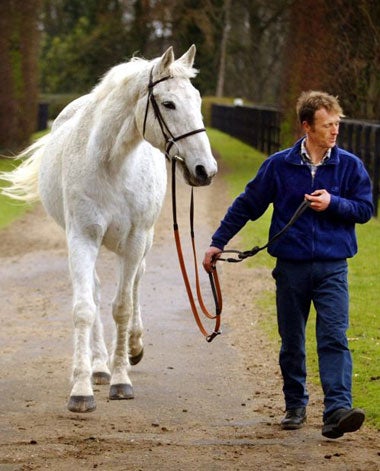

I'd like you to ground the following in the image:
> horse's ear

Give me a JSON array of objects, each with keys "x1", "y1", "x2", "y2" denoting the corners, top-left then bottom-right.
[
  {"x1": 156, "y1": 46, "x2": 175, "y2": 75},
  {"x1": 176, "y1": 44, "x2": 196, "y2": 68}
]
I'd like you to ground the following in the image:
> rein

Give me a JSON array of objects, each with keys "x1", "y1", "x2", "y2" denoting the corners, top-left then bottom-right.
[
  {"x1": 143, "y1": 66, "x2": 222, "y2": 342},
  {"x1": 171, "y1": 159, "x2": 222, "y2": 342},
  {"x1": 217, "y1": 199, "x2": 311, "y2": 263}
]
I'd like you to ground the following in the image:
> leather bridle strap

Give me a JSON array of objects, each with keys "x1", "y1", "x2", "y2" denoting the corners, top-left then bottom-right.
[{"x1": 172, "y1": 158, "x2": 222, "y2": 343}]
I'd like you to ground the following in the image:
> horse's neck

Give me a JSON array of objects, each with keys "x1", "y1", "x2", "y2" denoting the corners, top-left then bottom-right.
[{"x1": 88, "y1": 84, "x2": 142, "y2": 166}]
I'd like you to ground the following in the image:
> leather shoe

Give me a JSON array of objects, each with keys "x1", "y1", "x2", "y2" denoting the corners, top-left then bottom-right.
[
  {"x1": 322, "y1": 408, "x2": 365, "y2": 439},
  {"x1": 281, "y1": 407, "x2": 306, "y2": 430}
]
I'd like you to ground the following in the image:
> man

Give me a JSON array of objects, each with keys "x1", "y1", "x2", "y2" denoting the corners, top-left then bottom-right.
[{"x1": 203, "y1": 91, "x2": 373, "y2": 439}]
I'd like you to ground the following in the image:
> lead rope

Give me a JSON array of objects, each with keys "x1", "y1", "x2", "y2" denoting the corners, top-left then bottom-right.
[
  {"x1": 217, "y1": 199, "x2": 311, "y2": 263},
  {"x1": 171, "y1": 159, "x2": 222, "y2": 342}
]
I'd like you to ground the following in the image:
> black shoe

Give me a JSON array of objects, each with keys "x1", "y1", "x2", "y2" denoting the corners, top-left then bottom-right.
[
  {"x1": 322, "y1": 408, "x2": 365, "y2": 439},
  {"x1": 281, "y1": 407, "x2": 306, "y2": 430}
]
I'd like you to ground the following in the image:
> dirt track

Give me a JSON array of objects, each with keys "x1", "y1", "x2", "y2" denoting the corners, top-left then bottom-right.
[{"x1": 0, "y1": 169, "x2": 379, "y2": 470}]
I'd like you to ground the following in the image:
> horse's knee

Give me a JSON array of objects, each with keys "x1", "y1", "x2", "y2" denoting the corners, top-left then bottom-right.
[
  {"x1": 112, "y1": 300, "x2": 131, "y2": 325},
  {"x1": 73, "y1": 300, "x2": 96, "y2": 327}
]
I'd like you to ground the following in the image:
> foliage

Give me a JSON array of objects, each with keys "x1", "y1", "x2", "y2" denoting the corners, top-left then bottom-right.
[
  {"x1": 208, "y1": 128, "x2": 380, "y2": 429},
  {"x1": 40, "y1": 0, "x2": 131, "y2": 93}
]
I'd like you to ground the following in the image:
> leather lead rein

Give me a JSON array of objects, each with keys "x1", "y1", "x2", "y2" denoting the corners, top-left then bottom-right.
[
  {"x1": 172, "y1": 159, "x2": 222, "y2": 343},
  {"x1": 217, "y1": 199, "x2": 311, "y2": 263}
]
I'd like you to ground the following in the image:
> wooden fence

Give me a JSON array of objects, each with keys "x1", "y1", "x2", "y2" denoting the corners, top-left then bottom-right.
[
  {"x1": 211, "y1": 104, "x2": 281, "y2": 156},
  {"x1": 211, "y1": 104, "x2": 380, "y2": 216}
]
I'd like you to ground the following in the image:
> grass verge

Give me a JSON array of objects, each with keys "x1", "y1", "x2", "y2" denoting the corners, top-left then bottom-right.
[
  {"x1": 208, "y1": 127, "x2": 380, "y2": 429},
  {"x1": 0, "y1": 158, "x2": 30, "y2": 229},
  {"x1": 0, "y1": 131, "x2": 47, "y2": 229}
]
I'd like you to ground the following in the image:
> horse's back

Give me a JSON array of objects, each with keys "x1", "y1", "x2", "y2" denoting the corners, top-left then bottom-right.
[{"x1": 52, "y1": 95, "x2": 91, "y2": 132}]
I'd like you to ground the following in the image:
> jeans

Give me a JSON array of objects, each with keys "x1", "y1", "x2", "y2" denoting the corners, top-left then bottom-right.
[{"x1": 272, "y1": 259, "x2": 352, "y2": 420}]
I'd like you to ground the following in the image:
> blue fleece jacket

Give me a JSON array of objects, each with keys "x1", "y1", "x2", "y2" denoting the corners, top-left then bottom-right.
[{"x1": 211, "y1": 138, "x2": 374, "y2": 261}]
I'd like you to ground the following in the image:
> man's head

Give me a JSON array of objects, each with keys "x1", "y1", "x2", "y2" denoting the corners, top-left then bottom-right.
[{"x1": 296, "y1": 91, "x2": 344, "y2": 126}]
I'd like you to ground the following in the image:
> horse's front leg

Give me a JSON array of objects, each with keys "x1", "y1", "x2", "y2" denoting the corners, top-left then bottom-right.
[
  {"x1": 109, "y1": 233, "x2": 150, "y2": 400},
  {"x1": 67, "y1": 232, "x2": 101, "y2": 413}
]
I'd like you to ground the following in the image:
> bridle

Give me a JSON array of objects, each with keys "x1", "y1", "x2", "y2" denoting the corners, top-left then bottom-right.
[
  {"x1": 142, "y1": 67, "x2": 206, "y2": 160},
  {"x1": 143, "y1": 66, "x2": 223, "y2": 342}
]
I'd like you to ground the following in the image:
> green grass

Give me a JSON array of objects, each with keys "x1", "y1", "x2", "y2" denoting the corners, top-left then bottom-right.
[
  {"x1": 208, "y1": 127, "x2": 380, "y2": 429},
  {"x1": 0, "y1": 131, "x2": 47, "y2": 229},
  {"x1": 0, "y1": 157, "x2": 30, "y2": 229}
]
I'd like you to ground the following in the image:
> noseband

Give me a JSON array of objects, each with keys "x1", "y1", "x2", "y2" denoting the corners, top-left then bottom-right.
[{"x1": 142, "y1": 67, "x2": 206, "y2": 160}]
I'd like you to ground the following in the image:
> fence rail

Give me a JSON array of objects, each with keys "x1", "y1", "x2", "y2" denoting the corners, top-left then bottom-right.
[{"x1": 211, "y1": 104, "x2": 379, "y2": 216}]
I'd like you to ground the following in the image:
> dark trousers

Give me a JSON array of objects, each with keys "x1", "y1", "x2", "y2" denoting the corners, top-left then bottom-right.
[{"x1": 272, "y1": 259, "x2": 352, "y2": 420}]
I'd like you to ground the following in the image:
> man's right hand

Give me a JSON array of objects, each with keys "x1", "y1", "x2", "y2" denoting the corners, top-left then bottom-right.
[{"x1": 202, "y1": 246, "x2": 222, "y2": 273}]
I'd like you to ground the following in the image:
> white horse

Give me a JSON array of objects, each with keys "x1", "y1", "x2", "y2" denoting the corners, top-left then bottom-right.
[{"x1": 1, "y1": 45, "x2": 217, "y2": 413}]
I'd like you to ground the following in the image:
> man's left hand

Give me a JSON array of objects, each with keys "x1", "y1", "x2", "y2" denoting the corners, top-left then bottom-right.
[{"x1": 305, "y1": 189, "x2": 331, "y2": 212}]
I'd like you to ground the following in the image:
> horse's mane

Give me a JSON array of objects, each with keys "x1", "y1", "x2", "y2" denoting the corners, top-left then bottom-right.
[{"x1": 92, "y1": 54, "x2": 198, "y2": 102}]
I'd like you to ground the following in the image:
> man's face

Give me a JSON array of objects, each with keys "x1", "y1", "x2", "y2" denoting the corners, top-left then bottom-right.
[{"x1": 304, "y1": 108, "x2": 340, "y2": 151}]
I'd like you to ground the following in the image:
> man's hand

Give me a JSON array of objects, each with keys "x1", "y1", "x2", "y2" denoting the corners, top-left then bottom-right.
[
  {"x1": 203, "y1": 246, "x2": 222, "y2": 273},
  {"x1": 305, "y1": 189, "x2": 331, "y2": 212}
]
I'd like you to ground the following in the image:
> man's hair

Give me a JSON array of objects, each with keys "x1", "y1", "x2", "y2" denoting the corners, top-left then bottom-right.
[{"x1": 296, "y1": 91, "x2": 344, "y2": 125}]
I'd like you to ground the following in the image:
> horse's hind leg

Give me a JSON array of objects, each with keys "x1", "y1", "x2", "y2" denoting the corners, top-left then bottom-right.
[
  {"x1": 128, "y1": 229, "x2": 154, "y2": 364},
  {"x1": 92, "y1": 272, "x2": 111, "y2": 385},
  {"x1": 128, "y1": 258, "x2": 146, "y2": 365}
]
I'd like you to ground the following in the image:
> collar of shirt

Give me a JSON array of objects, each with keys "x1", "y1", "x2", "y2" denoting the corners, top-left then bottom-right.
[{"x1": 301, "y1": 138, "x2": 331, "y2": 165}]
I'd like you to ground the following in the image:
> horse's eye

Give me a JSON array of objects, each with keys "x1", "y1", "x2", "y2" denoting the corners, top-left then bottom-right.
[{"x1": 162, "y1": 101, "x2": 176, "y2": 110}]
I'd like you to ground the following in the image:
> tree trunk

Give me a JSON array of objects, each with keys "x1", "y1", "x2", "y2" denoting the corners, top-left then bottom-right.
[
  {"x1": 216, "y1": 0, "x2": 231, "y2": 97},
  {"x1": 0, "y1": 0, "x2": 41, "y2": 152}
]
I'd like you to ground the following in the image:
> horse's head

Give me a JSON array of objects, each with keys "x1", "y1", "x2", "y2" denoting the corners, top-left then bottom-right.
[{"x1": 137, "y1": 45, "x2": 217, "y2": 187}]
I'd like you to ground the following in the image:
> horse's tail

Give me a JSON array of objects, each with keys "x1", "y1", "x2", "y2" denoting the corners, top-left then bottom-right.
[{"x1": 0, "y1": 133, "x2": 50, "y2": 203}]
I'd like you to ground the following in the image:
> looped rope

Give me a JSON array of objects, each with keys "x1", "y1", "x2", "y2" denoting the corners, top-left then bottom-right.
[{"x1": 217, "y1": 199, "x2": 311, "y2": 263}]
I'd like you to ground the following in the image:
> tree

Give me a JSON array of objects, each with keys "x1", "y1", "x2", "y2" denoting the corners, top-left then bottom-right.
[
  {"x1": 279, "y1": 0, "x2": 380, "y2": 144},
  {"x1": 326, "y1": 0, "x2": 380, "y2": 119},
  {"x1": 37, "y1": 0, "x2": 378, "y2": 127},
  {"x1": 0, "y1": 0, "x2": 41, "y2": 151},
  {"x1": 215, "y1": 0, "x2": 231, "y2": 97},
  {"x1": 40, "y1": 0, "x2": 132, "y2": 93}
]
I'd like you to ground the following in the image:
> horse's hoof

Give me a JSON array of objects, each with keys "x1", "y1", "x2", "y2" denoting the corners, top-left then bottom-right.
[
  {"x1": 92, "y1": 371, "x2": 111, "y2": 385},
  {"x1": 67, "y1": 395, "x2": 96, "y2": 413},
  {"x1": 109, "y1": 384, "x2": 134, "y2": 400},
  {"x1": 129, "y1": 348, "x2": 144, "y2": 366}
]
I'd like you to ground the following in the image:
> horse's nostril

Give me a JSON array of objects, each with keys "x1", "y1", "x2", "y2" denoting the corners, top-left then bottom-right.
[{"x1": 195, "y1": 165, "x2": 208, "y2": 181}]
